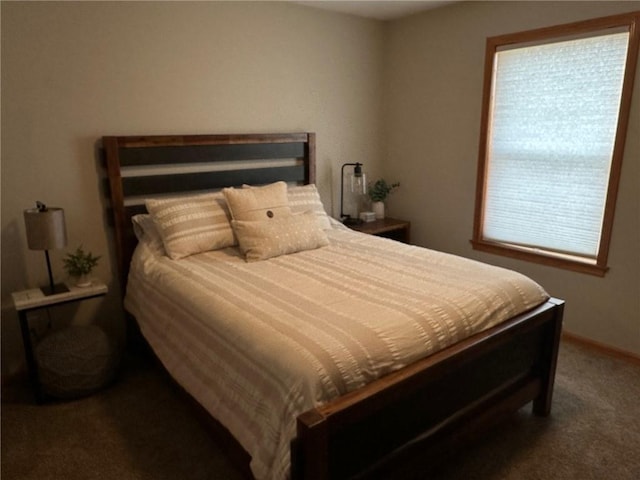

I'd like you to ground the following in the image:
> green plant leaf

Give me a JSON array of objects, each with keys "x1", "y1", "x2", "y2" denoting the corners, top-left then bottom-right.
[{"x1": 62, "y1": 245, "x2": 101, "y2": 277}]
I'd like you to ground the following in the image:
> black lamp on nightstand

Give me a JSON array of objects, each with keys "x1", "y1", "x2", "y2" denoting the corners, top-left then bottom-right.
[
  {"x1": 23, "y1": 201, "x2": 69, "y2": 296},
  {"x1": 340, "y1": 162, "x2": 367, "y2": 225}
]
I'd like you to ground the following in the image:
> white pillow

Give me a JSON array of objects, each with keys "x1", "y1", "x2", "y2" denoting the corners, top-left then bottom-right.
[
  {"x1": 223, "y1": 181, "x2": 292, "y2": 221},
  {"x1": 145, "y1": 192, "x2": 235, "y2": 260},
  {"x1": 131, "y1": 214, "x2": 165, "y2": 256},
  {"x1": 232, "y1": 211, "x2": 329, "y2": 262},
  {"x1": 287, "y1": 184, "x2": 332, "y2": 230}
]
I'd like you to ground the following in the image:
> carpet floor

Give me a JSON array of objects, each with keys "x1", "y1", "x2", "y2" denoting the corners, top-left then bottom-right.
[{"x1": 2, "y1": 340, "x2": 639, "y2": 479}]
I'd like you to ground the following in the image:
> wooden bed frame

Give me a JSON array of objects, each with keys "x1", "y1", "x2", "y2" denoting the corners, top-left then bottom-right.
[{"x1": 102, "y1": 132, "x2": 564, "y2": 480}]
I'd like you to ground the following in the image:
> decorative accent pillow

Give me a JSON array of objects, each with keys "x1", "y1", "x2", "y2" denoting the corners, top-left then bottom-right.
[
  {"x1": 145, "y1": 192, "x2": 235, "y2": 260},
  {"x1": 223, "y1": 181, "x2": 291, "y2": 222},
  {"x1": 287, "y1": 184, "x2": 332, "y2": 230},
  {"x1": 232, "y1": 211, "x2": 329, "y2": 262}
]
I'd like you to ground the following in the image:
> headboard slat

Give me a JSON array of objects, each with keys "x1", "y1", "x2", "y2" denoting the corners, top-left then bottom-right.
[
  {"x1": 120, "y1": 142, "x2": 306, "y2": 166},
  {"x1": 122, "y1": 165, "x2": 306, "y2": 198},
  {"x1": 114, "y1": 132, "x2": 310, "y2": 148}
]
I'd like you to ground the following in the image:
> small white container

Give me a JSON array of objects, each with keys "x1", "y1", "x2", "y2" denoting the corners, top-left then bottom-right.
[{"x1": 359, "y1": 211, "x2": 377, "y2": 222}]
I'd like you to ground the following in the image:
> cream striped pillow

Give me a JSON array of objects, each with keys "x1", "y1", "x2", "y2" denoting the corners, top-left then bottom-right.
[
  {"x1": 146, "y1": 192, "x2": 235, "y2": 260},
  {"x1": 287, "y1": 184, "x2": 332, "y2": 230},
  {"x1": 232, "y1": 211, "x2": 329, "y2": 262}
]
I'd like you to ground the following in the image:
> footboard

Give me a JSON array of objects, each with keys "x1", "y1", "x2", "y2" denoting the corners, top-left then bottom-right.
[{"x1": 291, "y1": 298, "x2": 564, "y2": 479}]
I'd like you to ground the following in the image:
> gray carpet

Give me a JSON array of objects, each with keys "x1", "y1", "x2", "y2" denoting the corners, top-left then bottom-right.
[{"x1": 2, "y1": 340, "x2": 639, "y2": 479}]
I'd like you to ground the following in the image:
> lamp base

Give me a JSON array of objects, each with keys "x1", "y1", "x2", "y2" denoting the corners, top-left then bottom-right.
[{"x1": 40, "y1": 283, "x2": 70, "y2": 296}]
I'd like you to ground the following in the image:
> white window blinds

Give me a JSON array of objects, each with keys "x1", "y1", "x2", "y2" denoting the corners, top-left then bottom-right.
[{"x1": 482, "y1": 31, "x2": 630, "y2": 260}]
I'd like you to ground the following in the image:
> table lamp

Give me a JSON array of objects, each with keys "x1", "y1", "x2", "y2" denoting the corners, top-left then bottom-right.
[
  {"x1": 24, "y1": 201, "x2": 69, "y2": 295},
  {"x1": 340, "y1": 162, "x2": 367, "y2": 225}
]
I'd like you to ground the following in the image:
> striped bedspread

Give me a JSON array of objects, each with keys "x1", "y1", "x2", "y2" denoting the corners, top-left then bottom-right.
[{"x1": 125, "y1": 224, "x2": 548, "y2": 480}]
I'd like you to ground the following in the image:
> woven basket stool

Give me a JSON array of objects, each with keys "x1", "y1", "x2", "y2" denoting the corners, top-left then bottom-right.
[{"x1": 36, "y1": 325, "x2": 117, "y2": 399}]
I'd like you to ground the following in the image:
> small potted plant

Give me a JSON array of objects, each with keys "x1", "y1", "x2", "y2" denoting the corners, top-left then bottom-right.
[
  {"x1": 368, "y1": 179, "x2": 400, "y2": 219},
  {"x1": 62, "y1": 246, "x2": 101, "y2": 287}
]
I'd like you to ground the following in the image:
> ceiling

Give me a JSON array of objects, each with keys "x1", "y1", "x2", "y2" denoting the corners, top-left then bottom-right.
[{"x1": 295, "y1": 1, "x2": 454, "y2": 21}]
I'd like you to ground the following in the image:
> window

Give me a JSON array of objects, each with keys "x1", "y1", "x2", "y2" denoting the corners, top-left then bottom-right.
[{"x1": 472, "y1": 12, "x2": 640, "y2": 276}]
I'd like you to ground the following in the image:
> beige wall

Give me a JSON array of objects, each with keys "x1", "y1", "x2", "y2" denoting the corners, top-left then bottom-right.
[
  {"x1": 383, "y1": 1, "x2": 640, "y2": 355},
  {"x1": 2, "y1": 1, "x2": 638, "y2": 378},
  {"x1": 1, "y1": 1, "x2": 385, "y2": 376}
]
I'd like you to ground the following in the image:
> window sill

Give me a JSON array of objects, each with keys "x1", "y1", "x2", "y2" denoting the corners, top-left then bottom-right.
[{"x1": 470, "y1": 239, "x2": 608, "y2": 277}]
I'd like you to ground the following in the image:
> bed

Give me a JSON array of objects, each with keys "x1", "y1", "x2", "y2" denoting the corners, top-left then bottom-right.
[{"x1": 102, "y1": 132, "x2": 564, "y2": 480}]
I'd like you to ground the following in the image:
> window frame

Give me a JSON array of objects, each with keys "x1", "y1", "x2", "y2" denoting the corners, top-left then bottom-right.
[{"x1": 472, "y1": 12, "x2": 640, "y2": 277}]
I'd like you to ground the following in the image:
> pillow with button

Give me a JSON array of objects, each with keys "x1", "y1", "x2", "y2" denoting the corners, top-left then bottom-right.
[{"x1": 223, "y1": 181, "x2": 292, "y2": 222}]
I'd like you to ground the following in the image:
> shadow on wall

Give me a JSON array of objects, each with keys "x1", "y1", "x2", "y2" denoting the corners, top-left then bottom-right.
[
  {"x1": 1, "y1": 219, "x2": 29, "y2": 377},
  {"x1": 2, "y1": 218, "x2": 29, "y2": 294}
]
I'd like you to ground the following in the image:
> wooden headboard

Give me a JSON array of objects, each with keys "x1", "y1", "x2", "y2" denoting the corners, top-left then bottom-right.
[{"x1": 103, "y1": 132, "x2": 316, "y2": 289}]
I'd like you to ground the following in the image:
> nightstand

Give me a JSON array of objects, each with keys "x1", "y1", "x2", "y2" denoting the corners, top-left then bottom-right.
[
  {"x1": 11, "y1": 281, "x2": 108, "y2": 403},
  {"x1": 348, "y1": 217, "x2": 411, "y2": 243}
]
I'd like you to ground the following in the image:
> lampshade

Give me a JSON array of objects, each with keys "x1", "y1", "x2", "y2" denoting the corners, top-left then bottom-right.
[
  {"x1": 350, "y1": 163, "x2": 367, "y2": 196},
  {"x1": 24, "y1": 206, "x2": 67, "y2": 250},
  {"x1": 23, "y1": 202, "x2": 69, "y2": 296}
]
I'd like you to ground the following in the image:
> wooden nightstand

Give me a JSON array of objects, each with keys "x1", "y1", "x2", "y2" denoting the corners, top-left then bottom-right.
[
  {"x1": 348, "y1": 217, "x2": 411, "y2": 243},
  {"x1": 11, "y1": 281, "x2": 108, "y2": 403}
]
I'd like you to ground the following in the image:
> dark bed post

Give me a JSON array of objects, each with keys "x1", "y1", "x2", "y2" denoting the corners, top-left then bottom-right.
[
  {"x1": 533, "y1": 298, "x2": 564, "y2": 416},
  {"x1": 293, "y1": 409, "x2": 330, "y2": 480},
  {"x1": 102, "y1": 136, "x2": 128, "y2": 290},
  {"x1": 307, "y1": 132, "x2": 316, "y2": 185}
]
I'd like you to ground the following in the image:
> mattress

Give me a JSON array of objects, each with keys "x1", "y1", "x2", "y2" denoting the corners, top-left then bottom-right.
[{"x1": 124, "y1": 223, "x2": 548, "y2": 480}]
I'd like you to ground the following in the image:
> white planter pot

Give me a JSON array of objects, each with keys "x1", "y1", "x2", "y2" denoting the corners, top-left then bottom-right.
[
  {"x1": 372, "y1": 201, "x2": 385, "y2": 219},
  {"x1": 75, "y1": 274, "x2": 92, "y2": 288}
]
